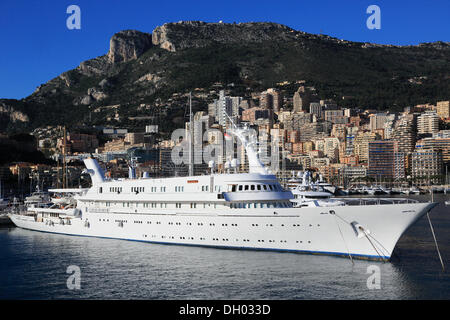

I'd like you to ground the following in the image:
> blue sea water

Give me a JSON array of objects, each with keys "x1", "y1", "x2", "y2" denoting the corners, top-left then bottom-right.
[{"x1": 0, "y1": 194, "x2": 448, "y2": 300}]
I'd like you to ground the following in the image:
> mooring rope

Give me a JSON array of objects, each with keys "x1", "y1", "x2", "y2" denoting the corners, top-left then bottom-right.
[
  {"x1": 332, "y1": 210, "x2": 389, "y2": 262},
  {"x1": 331, "y1": 211, "x2": 354, "y2": 264},
  {"x1": 367, "y1": 233, "x2": 391, "y2": 259},
  {"x1": 362, "y1": 229, "x2": 388, "y2": 262},
  {"x1": 427, "y1": 212, "x2": 445, "y2": 272}
]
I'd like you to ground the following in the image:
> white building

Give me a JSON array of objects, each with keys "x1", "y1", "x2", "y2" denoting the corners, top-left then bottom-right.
[{"x1": 417, "y1": 111, "x2": 439, "y2": 135}]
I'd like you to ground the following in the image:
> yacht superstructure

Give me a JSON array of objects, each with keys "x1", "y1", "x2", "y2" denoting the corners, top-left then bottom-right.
[
  {"x1": 290, "y1": 172, "x2": 345, "y2": 207},
  {"x1": 9, "y1": 125, "x2": 437, "y2": 261}
]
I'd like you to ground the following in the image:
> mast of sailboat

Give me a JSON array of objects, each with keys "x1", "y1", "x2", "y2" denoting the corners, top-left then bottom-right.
[
  {"x1": 62, "y1": 126, "x2": 68, "y2": 189},
  {"x1": 188, "y1": 92, "x2": 194, "y2": 177},
  {"x1": 56, "y1": 156, "x2": 60, "y2": 189}
]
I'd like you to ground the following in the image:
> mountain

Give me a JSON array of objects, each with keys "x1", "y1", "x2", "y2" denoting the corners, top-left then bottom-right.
[{"x1": 0, "y1": 21, "x2": 449, "y2": 133}]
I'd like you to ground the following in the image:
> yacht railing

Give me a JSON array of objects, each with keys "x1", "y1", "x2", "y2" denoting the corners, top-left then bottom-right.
[{"x1": 337, "y1": 198, "x2": 421, "y2": 206}]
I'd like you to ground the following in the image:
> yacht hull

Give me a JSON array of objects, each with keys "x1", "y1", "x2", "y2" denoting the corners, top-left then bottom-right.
[{"x1": 10, "y1": 202, "x2": 436, "y2": 261}]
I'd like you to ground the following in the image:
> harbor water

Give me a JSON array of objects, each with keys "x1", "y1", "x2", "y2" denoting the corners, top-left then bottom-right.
[{"x1": 0, "y1": 194, "x2": 448, "y2": 300}]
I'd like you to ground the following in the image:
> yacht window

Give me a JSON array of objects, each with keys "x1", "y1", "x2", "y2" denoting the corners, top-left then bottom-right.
[
  {"x1": 263, "y1": 185, "x2": 267, "y2": 191},
  {"x1": 268, "y1": 185, "x2": 273, "y2": 191},
  {"x1": 250, "y1": 185, "x2": 255, "y2": 191},
  {"x1": 238, "y1": 185, "x2": 243, "y2": 191},
  {"x1": 257, "y1": 185, "x2": 261, "y2": 191},
  {"x1": 245, "y1": 185, "x2": 249, "y2": 191},
  {"x1": 231, "y1": 185, "x2": 237, "y2": 192}
]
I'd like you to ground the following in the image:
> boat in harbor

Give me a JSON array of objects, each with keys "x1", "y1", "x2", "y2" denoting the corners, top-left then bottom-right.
[
  {"x1": 408, "y1": 187, "x2": 424, "y2": 195},
  {"x1": 9, "y1": 121, "x2": 438, "y2": 261},
  {"x1": 24, "y1": 186, "x2": 52, "y2": 208},
  {"x1": 290, "y1": 172, "x2": 345, "y2": 208},
  {"x1": 314, "y1": 174, "x2": 337, "y2": 195}
]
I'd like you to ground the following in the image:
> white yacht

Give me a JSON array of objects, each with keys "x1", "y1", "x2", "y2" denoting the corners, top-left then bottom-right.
[
  {"x1": 10, "y1": 125, "x2": 437, "y2": 261},
  {"x1": 314, "y1": 174, "x2": 337, "y2": 195},
  {"x1": 290, "y1": 172, "x2": 345, "y2": 208},
  {"x1": 360, "y1": 186, "x2": 384, "y2": 196},
  {"x1": 24, "y1": 187, "x2": 52, "y2": 208}
]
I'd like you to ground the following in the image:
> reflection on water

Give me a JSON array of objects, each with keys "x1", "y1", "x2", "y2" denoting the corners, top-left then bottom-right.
[{"x1": 0, "y1": 194, "x2": 448, "y2": 299}]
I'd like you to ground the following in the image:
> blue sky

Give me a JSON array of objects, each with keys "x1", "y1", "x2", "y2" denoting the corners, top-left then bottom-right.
[{"x1": 0, "y1": 0, "x2": 449, "y2": 99}]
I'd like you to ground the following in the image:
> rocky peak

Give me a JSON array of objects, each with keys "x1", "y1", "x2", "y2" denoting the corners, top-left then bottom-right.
[
  {"x1": 107, "y1": 30, "x2": 153, "y2": 63},
  {"x1": 151, "y1": 21, "x2": 298, "y2": 52}
]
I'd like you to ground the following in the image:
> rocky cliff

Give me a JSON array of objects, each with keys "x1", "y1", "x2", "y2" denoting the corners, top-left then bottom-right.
[{"x1": 108, "y1": 30, "x2": 153, "y2": 63}]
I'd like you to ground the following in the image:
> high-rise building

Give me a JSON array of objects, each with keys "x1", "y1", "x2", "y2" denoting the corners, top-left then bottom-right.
[
  {"x1": 394, "y1": 152, "x2": 406, "y2": 180},
  {"x1": 264, "y1": 88, "x2": 283, "y2": 112},
  {"x1": 417, "y1": 111, "x2": 439, "y2": 135},
  {"x1": 343, "y1": 108, "x2": 356, "y2": 117},
  {"x1": 411, "y1": 148, "x2": 444, "y2": 185},
  {"x1": 369, "y1": 113, "x2": 389, "y2": 131},
  {"x1": 392, "y1": 114, "x2": 416, "y2": 153},
  {"x1": 231, "y1": 96, "x2": 242, "y2": 120},
  {"x1": 331, "y1": 124, "x2": 347, "y2": 140},
  {"x1": 324, "y1": 110, "x2": 348, "y2": 124},
  {"x1": 298, "y1": 123, "x2": 326, "y2": 142},
  {"x1": 309, "y1": 102, "x2": 323, "y2": 119},
  {"x1": 368, "y1": 140, "x2": 398, "y2": 180},
  {"x1": 293, "y1": 87, "x2": 310, "y2": 113},
  {"x1": 320, "y1": 99, "x2": 338, "y2": 110},
  {"x1": 415, "y1": 137, "x2": 450, "y2": 165},
  {"x1": 433, "y1": 130, "x2": 450, "y2": 139},
  {"x1": 382, "y1": 114, "x2": 397, "y2": 139},
  {"x1": 323, "y1": 137, "x2": 340, "y2": 163},
  {"x1": 259, "y1": 91, "x2": 272, "y2": 110},
  {"x1": 436, "y1": 101, "x2": 450, "y2": 119},
  {"x1": 241, "y1": 107, "x2": 273, "y2": 125},
  {"x1": 354, "y1": 131, "x2": 380, "y2": 163},
  {"x1": 211, "y1": 90, "x2": 241, "y2": 128},
  {"x1": 345, "y1": 135, "x2": 355, "y2": 156},
  {"x1": 279, "y1": 112, "x2": 313, "y2": 131}
]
